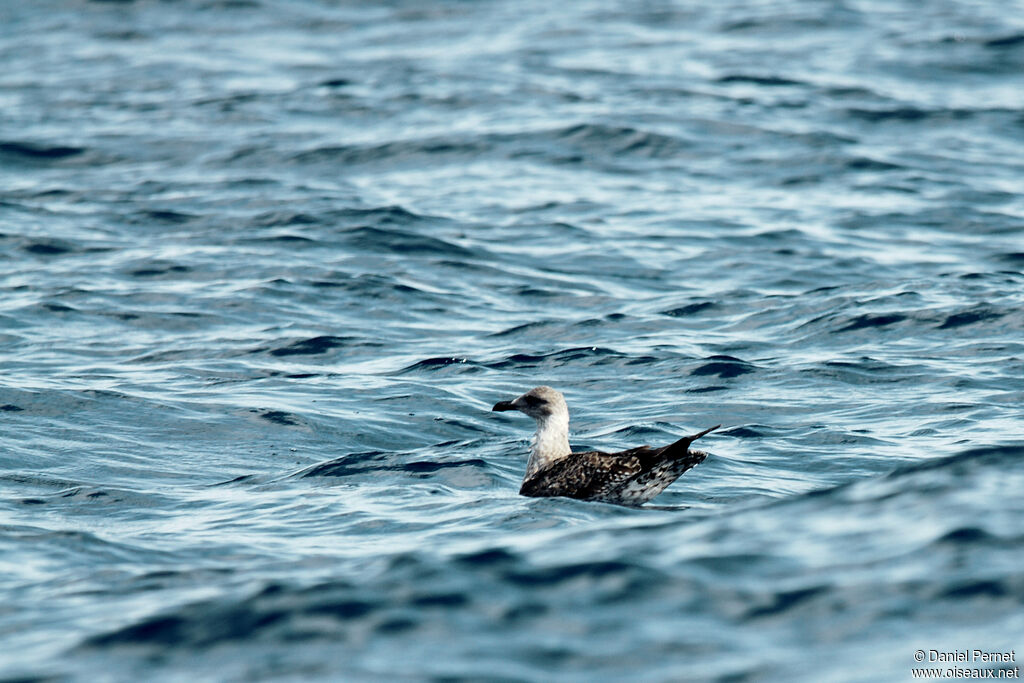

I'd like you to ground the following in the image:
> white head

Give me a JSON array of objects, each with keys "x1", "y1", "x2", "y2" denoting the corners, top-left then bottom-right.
[
  {"x1": 492, "y1": 386, "x2": 571, "y2": 478},
  {"x1": 492, "y1": 385, "x2": 567, "y2": 420}
]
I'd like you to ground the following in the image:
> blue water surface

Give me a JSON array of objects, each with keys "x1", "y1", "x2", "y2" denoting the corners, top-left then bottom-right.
[{"x1": 1, "y1": 1, "x2": 1023, "y2": 681}]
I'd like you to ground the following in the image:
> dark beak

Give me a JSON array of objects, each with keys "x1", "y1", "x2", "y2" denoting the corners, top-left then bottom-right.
[{"x1": 492, "y1": 400, "x2": 516, "y2": 412}]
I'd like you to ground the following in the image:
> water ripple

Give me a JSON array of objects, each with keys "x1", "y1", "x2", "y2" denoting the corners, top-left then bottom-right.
[{"x1": 1, "y1": 0, "x2": 1022, "y2": 680}]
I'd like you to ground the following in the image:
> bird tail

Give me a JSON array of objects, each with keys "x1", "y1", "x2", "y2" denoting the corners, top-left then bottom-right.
[
  {"x1": 668, "y1": 424, "x2": 720, "y2": 453},
  {"x1": 690, "y1": 424, "x2": 721, "y2": 441}
]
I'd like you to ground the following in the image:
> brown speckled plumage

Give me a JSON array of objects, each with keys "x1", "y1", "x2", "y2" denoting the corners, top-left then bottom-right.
[
  {"x1": 519, "y1": 429, "x2": 716, "y2": 505},
  {"x1": 493, "y1": 386, "x2": 719, "y2": 506}
]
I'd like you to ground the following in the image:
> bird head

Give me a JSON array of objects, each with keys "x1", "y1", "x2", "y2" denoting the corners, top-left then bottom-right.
[{"x1": 492, "y1": 385, "x2": 567, "y2": 422}]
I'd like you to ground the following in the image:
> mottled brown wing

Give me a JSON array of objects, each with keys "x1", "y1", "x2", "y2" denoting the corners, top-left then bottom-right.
[
  {"x1": 518, "y1": 425, "x2": 720, "y2": 502},
  {"x1": 519, "y1": 445, "x2": 661, "y2": 500}
]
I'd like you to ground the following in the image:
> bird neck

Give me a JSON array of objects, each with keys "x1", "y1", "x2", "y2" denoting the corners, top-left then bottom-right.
[{"x1": 526, "y1": 411, "x2": 571, "y2": 479}]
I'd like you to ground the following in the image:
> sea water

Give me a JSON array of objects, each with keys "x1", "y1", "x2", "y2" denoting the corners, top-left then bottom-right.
[{"x1": 1, "y1": 1, "x2": 1022, "y2": 680}]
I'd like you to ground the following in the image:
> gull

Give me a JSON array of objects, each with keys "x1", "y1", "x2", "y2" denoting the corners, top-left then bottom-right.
[{"x1": 492, "y1": 386, "x2": 719, "y2": 505}]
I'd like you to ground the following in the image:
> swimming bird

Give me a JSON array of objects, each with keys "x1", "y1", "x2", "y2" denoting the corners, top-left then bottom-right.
[{"x1": 492, "y1": 386, "x2": 719, "y2": 505}]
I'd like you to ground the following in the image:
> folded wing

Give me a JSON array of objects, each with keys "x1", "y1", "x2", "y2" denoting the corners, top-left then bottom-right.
[{"x1": 519, "y1": 425, "x2": 719, "y2": 504}]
